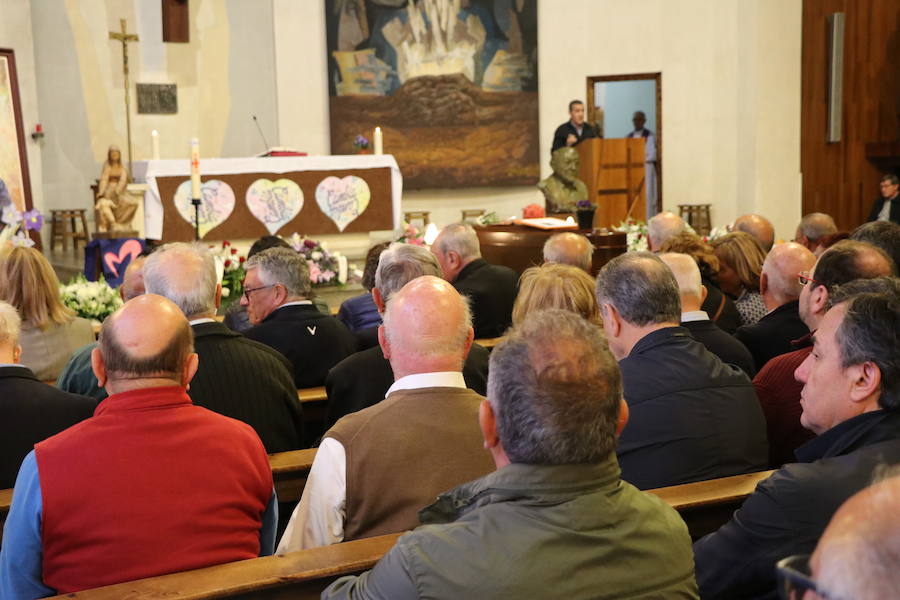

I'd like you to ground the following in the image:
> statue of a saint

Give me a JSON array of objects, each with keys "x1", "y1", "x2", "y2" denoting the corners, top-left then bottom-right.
[
  {"x1": 537, "y1": 147, "x2": 589, "y2": 214},
  {"x1": 94, "y1": 145, "x2": 138, "y2": 233}
]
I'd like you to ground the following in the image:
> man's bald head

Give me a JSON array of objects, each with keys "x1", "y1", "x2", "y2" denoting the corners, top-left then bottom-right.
[
  {"x1": 760, "y1": 242, "x2": 816, "y2": 308},
  {"x1": 795, "y1": 212, "x2": 838, "y2": 251},
  {"x1": 647, "y1": 211, "x2": 686, "y2": 252},
  {"x1": 143, "y1": 243, "x2": 218, "y2": 319},
  {"x1": 380, "y1": 276, "x2": 474, "y2": 379},
  {"x1": 659, "y1": 253, "x2": 704, "y2": 311},
  {"x1": 543, "y1": 232, "x2": 593, "y2": 272},
  {"x1": 94, "y1": 294, "x2": 196, "y2": 391},
  {"x1": 120, "y1": 255, "x2": 147, "y2": 301},
  {"x1": 734, "y1": 214, "x2": 775, "y2": 252}
]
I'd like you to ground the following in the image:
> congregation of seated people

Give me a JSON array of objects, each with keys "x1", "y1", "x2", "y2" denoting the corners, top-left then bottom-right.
[{"x1": 0, "y1": 212, "x2": 899, "y2": 600}]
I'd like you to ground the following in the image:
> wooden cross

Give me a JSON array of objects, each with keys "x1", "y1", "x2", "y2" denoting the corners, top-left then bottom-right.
[{"x1": 109, "y1": 18, "x2": 139, "y2": 174}]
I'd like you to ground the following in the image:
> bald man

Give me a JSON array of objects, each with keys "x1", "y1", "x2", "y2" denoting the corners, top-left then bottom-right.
[
  {"x1": 0, "y1": 295, "x2": 277, "y2": 597},
  {"x1": 659, "y1": 253, "x2": 755, "y2": 377},
  {"x1": 278, "y1": 276, "x2": 495, "y2": 552},
  {"x1": 647, "y1": 211, "x2": 686, "y2": 252},
  {"x1": 734, "y1": 242, "x2": 816, "y2": 370},
  {"x1": 733, "y1": 214, "x2": 776, "y2": 252},
  {"x1": 542, "y1": 232, "x2": 594, "y2": 272}
]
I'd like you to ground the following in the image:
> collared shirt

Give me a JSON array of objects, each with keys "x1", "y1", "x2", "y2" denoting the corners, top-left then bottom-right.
[
  {"x1": 680, "y1": 310, "x2": 710, "y2": 323},
  {"x1": 878, "y1": 197, "x2": 893, "y2": 221},
  {"x1": 276, "y1": 371, "x2": 467, "y2": 553},
  {"x1": 188, "y1": 317, "x2": 216, "y2": 326},
  {"x1": 279, "y1": 300, "x2": 313, "y2": 308}
]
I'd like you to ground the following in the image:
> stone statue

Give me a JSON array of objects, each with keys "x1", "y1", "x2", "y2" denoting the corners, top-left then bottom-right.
[
  {"x1": 94, "y1": 145, "x2": 138, "y2": 233},
  {"x1": 537, "y1": 147, "x2": 589, "y2": 214}
]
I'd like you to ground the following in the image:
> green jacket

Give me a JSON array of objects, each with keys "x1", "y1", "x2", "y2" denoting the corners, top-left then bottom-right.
[{"x1": 322, "y1": 456, "x2": 698, "y2": 600}]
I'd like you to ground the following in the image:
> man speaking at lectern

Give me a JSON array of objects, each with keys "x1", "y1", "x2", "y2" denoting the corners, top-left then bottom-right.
[{"x1": 552, "y1": 100, "x2": 598, "y2": 153}]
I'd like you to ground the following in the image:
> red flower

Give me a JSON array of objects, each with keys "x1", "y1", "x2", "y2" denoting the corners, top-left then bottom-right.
[
  {"x1": 222, "y1": 240, "x2": 230, "y2": 248},
  {"x1": 224, "y1": 259, "x2": 232, "y2": 267},
  {"x1": 231, "y1": 248, "x2": 237, "y2": 255},
  {"x1": 239, "y1": 256, "x2": 246, "y2": 263}
]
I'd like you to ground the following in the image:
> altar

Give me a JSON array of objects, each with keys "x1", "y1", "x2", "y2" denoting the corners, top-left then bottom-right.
[{"x1": 133, "y1": 155, "x2": 402, "y2": 241}]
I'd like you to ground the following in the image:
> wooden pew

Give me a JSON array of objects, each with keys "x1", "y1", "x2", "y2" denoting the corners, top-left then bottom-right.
[
  {"x1": 270, "y1": 449, "x2": 317, "y2": 504},
  {"x1": 51, "y1": 470, "x2": 775, "y2": 599}
]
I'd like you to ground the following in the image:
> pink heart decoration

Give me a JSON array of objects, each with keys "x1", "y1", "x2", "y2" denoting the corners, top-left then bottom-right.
[{"x1": 104, "y1": 239, "x2": 143, "y2": 278}]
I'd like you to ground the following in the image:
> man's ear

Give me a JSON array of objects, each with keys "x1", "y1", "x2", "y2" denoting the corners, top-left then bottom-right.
[
  {"x1": 810, "y1": 285, "x2": 829, "y2": 316},
  {"x1": 759, "y1": 272, "x2": 769, "y2": 297},
  {"x1": 214, "y1": 283, "x2": 222, "y2": 310},
  {"x1": 377, "y1": 325, "x2": 390, "y2": 360},
  {"x1": 479, "y1": 399, "x2": 500, "y2": 450},
  {"x1": 616, "y1": 398, "x2": 629, "y2": 436},
  {"x1": 274, "y1": 283, "x2": 289, "y2": 304},
  {"x1": 849, "y1": 362, "x2": 882, "y2": 406},
  {"x1": 91, "y1": 346, "x2": 108, "y2": 388},
  {"x1": 12, "y1": 344, "x2": 21, "y2": 364},
  {"x1": 460, "y1": 326, "x2": 475, "y2": 362},
  {"x1": 602, "y1": 302, "x2": 622, "y2": 338},
  {"x1": 700, "y1": 285, "x2": 709, "y2": 305},
  {"x1": 372, "y1": 287, "x2": 386, "y2": 314},
  {"x1": 182, "y1": 353, "x2": 199, "y2": 390}
]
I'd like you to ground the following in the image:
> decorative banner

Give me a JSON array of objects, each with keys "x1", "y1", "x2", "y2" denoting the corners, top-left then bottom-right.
[
  {"x1": 246, "y1": 178, "x2": 304, "y2": 235},
  {"x1": 84, "y1": 238, "x2": 147, "y2": 287},
  {"x1": 104, "y1": 238, "x2": 143, "y2": 278},
  {"x1": 315, "y1": 175, "x2": 371, "y2": 232},
  {"x1": 174, "y1": 179, "x2": 235, "y2": 238}
]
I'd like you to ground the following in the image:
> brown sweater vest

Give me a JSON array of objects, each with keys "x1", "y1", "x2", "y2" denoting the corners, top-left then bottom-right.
[{"x1": 326, "y1": 386, "x2": 495, "y2": 541}]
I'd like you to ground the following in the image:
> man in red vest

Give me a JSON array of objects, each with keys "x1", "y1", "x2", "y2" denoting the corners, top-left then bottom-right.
[{"x1": 0, "y1": 294, "x2": 277, "y2": 598}]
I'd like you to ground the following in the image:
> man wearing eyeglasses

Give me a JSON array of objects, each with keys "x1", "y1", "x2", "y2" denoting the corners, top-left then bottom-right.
[
  {"x1": 867, "y1": 174, "x2": 900, "y2": 224},
  {"x1": 694, "y1": 281, "x2": 900, "y2": 599}
]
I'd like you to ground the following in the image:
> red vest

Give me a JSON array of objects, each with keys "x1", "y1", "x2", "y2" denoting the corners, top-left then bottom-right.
[{"x1": 35, "y1": 386, "x2": 272, "y2": 593}]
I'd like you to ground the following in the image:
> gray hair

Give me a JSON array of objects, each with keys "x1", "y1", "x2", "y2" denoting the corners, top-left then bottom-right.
[
  {"x1": 659, "y1": 253, "x2": 703, "y2": 299},
  {"x1": 488, "y1": 309, "x2": 622, "y2": 464},
  {"x1": 374, "y1": 242, "x2": 443, "y2": 300},
  {"x1": 882, "y1": 174, "x2": 899, "y2": 186},
  {"x1": 828, "y1": 277, "x2": 900, "y2": 309},
  {"x1": 798, "y1": 212, "x2": 838, "y2": 243},
  {"x1": 245, "y1": 247, "x2": 311, "y2": 299},
  {"x1": 542, "y1": 233, "x2": 593, "y2": 272},
  {"x1": 834, "y1": 291, "x2": 900, "y2": 410},
  {"x1": 850, "y1": 221, "x2": 900, "y2": 271},
  {"x1": 648, "y1": 212, "x2": 686, "y2": 250},
  {"x1": 595, "y1": 252, "x2": 681, "y2": 326},
  {"x1": 0, "y1": 301, "x2": 21, "y2": 347},
  {"x1": 143, "y1": 243, "x2": 217, "y2": 318},
  {"x1": 434, "y1": 222, "x2": 481, "y2": 262}
]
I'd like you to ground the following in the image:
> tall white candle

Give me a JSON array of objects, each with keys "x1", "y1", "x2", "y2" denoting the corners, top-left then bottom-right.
[
  {"x1": 373, "y1": 126, "x2": 383, "y2": 155},
  {"x1": 190, "y1": 137, "x2": 201, "y2": 198},
  {"x1": 151, "y1": 130, "x2": 160, "y2": 161}
]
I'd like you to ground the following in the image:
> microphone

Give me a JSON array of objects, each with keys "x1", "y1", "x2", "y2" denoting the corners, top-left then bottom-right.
[{"x1": 252, "y1": 115, "x2": 270, "y2": 152}]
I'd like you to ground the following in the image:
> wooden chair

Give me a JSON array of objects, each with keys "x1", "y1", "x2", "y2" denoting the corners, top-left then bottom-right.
[
  {"x1": 460, "y1": 209, "x2": 485, "y2": 222},
  {"x1": 678, "y1": 204, "x2": 712, "y2": 236},
  {"x1": 403, "y1": 211, "x2": 430, "y2": 228},
  {"x1": 49, "y1": 209, "x2": 90, "y2": 252}
]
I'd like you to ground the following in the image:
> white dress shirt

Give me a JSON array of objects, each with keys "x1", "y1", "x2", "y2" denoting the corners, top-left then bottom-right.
[
  {"x1": 680, "y1": 310, "x2": 710, "y2": 323},
  {"x1": 276, "y1": 371, "x2": 467, "y2": 553}
]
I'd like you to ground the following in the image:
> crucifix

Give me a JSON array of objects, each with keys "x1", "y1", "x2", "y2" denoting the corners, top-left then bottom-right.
[{"x1": 109, "y1": 18, "x2": 139, "y2": 174}]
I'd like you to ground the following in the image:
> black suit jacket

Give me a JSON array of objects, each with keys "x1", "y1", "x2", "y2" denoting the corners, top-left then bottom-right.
[
  {"x1": 245, "y1": 304, "x2": 357, "y2": 388},
  {"x1": 867, "y1": 193, "x2": 900, "y2": 223},
  {"x1": 682, "y1": 318, "x2": 756, "y2": 377},
  {"x1": 452, "y1": 259, "x2": 519, "y2": 339},
  {"x1": 324, "y1": 343, "x2": 490, "y2": 431},
  {"x1": 190, "y1": 321, "x2": 304, "y2": 452},
  {"x1": 0, "y1": 366, "x2": 97, "y2": 488},
  {"x1": 734, "y1": 300, "x2": 809, "y2": 371},
  {"x1": 551, "y1": 121, "x2": 599, "y2": 153}
]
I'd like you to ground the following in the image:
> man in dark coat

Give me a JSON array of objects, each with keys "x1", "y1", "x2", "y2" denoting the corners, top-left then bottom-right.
[
  {"x1": 694, "y1": 288, "x2": 900, "y2": 599},
  {"x1": 432, "y1": 222, "x2": 519, "y2": 339},
  {"x1": 867, "y1": 173, "x2": 900, "y2": 223},
  {"x1": 551, "y1": 99, "x2": 598, "y2": 153},
  {"x1": 242, "y1": 247, "x2": 357, "y2": 389}
]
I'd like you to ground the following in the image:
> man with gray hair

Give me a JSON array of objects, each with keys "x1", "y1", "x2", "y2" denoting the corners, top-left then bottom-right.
[
  {"x1": 279, "y1": 276, "x2": 494, "y2": 552},
  {"x1": 324, "y1": 243, "x2": 489, "y2": 429},
  {"x1": 0, "y1": 301, "x2": 96, "y2": 489},
  {"x1": 647, "y1": 211, "x2": 686, "y2": 251},
  {"x1": 321, "y1": 310, "x2": 698, "y2": 599},
  {"x1": 143, "y1": 243, "x2": 303, "y2": 452},
  {"x1": 867, "y1": 173, "x2": 899, "y2": 223},
  {"x1": 595, "y1": 252, "x2": 767, "y2": 489},
  {"x1": 734, "y1": 213, "x2": 776, "y2": 252},
  {"x1": 734, "y1": 242, "x2": 816, "y2": 369},
  {"x1": 794, "y1": 212, "x2": 838, "y2": 252},
  {"x1": 542, "y1": 232, "x2": 594, "y2": 272},
  {"x1": 242, "y1": 247, "x2": 356, "y2": 388},
  {"x1": 432, "y1": 222, "x2": 519, "y2": 338},
  {"x1": 695, "y1": 288, "x2": 900, "y2": 599}
]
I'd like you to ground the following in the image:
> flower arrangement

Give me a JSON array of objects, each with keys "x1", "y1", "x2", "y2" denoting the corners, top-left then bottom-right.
[
  {"x1": 0, "y1": 205, "x2": 43, "y2": 248},
  {"x1": 397, "y1": 222, "x2": 426, "y2": 246},
  {"x1": 614, "y1": 218, "x2": 649, "y2": 252},
  {"x1": 474, "y1": 211, "x2": 501, "y2": 226},
  {"x1": 352, "y1": 134, "x2": 370, "y2": 153},
  {"x1": 703, "y1": 225, "x2": 730, "y2": 243},
  {"x1": 59, "y1": 274, "x2": 123, "y2": 322},
  {"x1": 209, "y1": 240, "x2": 246, "y2": 304},
  {"x1": 576, "y1": 199, "x2": 596, "y2": 211},
  {"x1": 288, "y1": 233, "x2": 350, "y2": 287}
]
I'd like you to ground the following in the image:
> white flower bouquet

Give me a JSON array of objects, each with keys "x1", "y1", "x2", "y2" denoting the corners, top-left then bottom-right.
[
  {"x1": 614, "y1": 219, "x2": 650, "y2": 252},
  {"x1": 60, "y1": 274, "x2": 123, "y2": 322}
]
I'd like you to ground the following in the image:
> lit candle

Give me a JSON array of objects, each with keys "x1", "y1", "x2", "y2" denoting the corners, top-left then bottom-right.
[
  {"x1": 373, "y1": 126, "x2": 383, "y2": 155},
  {"x1": 151, "y1": 130, "x2": 160, "y2": 160},
  {"x1": 190, "y1": 137, "x2": 201, "y2": 198}
]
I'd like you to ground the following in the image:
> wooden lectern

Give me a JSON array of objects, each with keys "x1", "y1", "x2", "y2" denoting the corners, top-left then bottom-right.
[{"x1": 576, "y1": 138, "x2": 646, "y2": 228}]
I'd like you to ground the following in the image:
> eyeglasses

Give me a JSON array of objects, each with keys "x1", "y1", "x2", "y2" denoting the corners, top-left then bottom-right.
[
  {"x1": 241, "y1": 284, "x2": 274, "y2": 301},
  {"x1": 775, "y1": 555, "x2": 833, "y2": 600},
  {"x1": 798, "y1": 271, "x2": 823, "y2": 287}
]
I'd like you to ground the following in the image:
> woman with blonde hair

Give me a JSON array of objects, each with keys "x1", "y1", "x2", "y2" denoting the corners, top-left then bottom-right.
[
  {"x1": 512, "y1": 263, "x2": 601, "y2": 326},
  {"x1": 0, "y1": 247, "x2": 93, "y2": 380},
  {"x1": 710, "y1": 231, "x2": 768, "y2": 326}
]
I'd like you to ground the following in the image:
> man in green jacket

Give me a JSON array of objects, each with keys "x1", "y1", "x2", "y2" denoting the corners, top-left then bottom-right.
[{"x1": 322, "y1": 309, "x2": 698, "y2": 600}]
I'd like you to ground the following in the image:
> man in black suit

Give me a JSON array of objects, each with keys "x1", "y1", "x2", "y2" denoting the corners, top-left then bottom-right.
[
  {"x1": 735, "y1": 242, "x2": 816, "y2": 370},
  {"x1": 325, "y1": 243, "x2": 489, "y2": 430},
  {"x1": 867, "y1": 174, "x2": 900, "y2": 224},
  {"x1": 0, "y1": 301, "x2": 96, "y2": 488},
  {"x1": 551, "y1": 100, "x2": 598, "y2": 153},
  {"x1": 660, "y1": 253, "x2": 755, "y2": 377},
  {"x1": 242, "y1": 247, "x2": 356, "y2": 388},
  {"x1": 432, "y1": 222, "x2": 519, "y2": 339},
  {"x1": 143, "y1": 243, "x2": 304, "y2": 453}
]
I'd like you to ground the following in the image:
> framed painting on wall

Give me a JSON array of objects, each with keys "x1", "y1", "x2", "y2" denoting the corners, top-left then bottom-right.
[
  {"x1": 325, "y1": 0, "x2": 539, "y2": 190},
  {"x1": 0, "y1": 48, "x2": 33, "y2": 214}
]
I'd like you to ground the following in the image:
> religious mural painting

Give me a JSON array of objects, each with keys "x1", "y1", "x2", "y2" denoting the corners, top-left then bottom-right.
[
  {"x1": 0, "y1": 48, "x2": 33, "y2": 214},
  {"x1": 325, "y1": 0, "x2": 539, "y2": 189}
]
